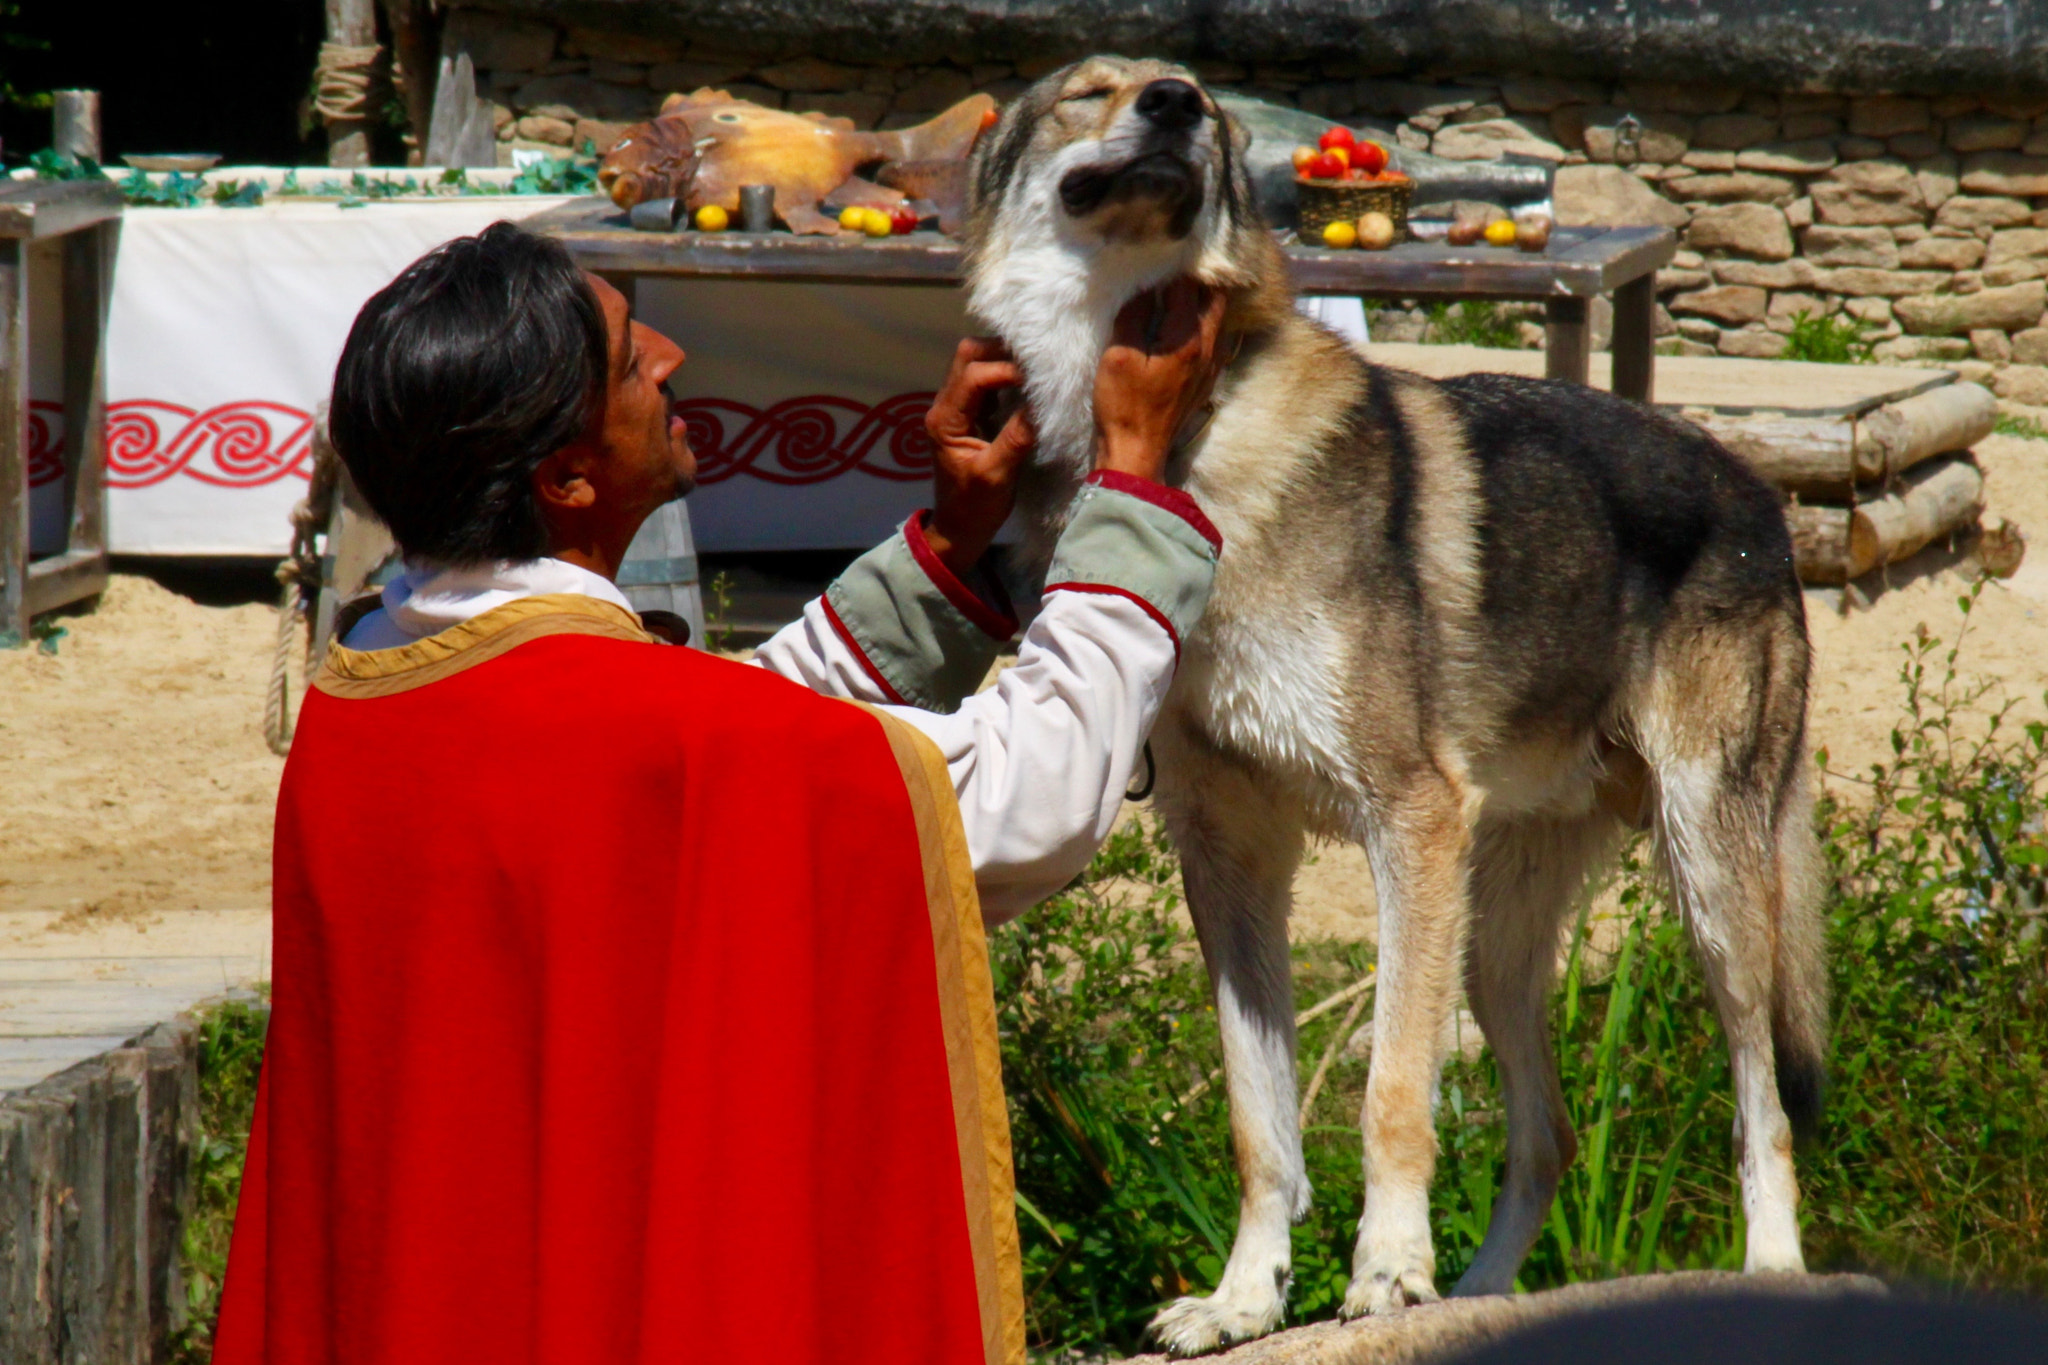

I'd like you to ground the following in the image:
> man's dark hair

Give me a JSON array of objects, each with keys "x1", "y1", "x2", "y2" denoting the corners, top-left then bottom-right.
[{"x1": 328, "y1": 222, "x2": 609, "y2": 564}]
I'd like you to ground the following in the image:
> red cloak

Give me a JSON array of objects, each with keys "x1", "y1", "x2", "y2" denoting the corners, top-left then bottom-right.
[{"x1": 213, "y1": 595, "x2": 1024, "y2": 1365}]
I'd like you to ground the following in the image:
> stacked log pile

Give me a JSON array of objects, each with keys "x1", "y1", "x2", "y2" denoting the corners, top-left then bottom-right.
[{"x1": 1681, "y1": 381, "x2": 2003, "y2": 585}]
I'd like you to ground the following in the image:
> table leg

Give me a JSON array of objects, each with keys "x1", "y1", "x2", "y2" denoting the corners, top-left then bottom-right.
[
  {"x1": 1610, "y1": 274, "x2": 1657, "y2": 405},
  {"x1": 0, "y1": 240, "x2": 24, "y2": 643},
  {"x1": 1544, "y1": 296, "x2": 1591, "y2": 388}
]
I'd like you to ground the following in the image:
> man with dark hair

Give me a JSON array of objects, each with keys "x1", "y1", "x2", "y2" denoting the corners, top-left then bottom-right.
[{"x1": 212, "y1": 222, "x2": 1227, "y2": 1365}]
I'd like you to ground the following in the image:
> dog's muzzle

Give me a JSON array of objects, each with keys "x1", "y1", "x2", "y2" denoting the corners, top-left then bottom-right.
[{"x1": 1056, "y1": 79, "x2": 1211, "y2": 231}]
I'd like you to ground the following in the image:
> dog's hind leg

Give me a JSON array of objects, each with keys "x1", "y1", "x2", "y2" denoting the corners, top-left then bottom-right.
[
  {"x1": 1341, "y1": 774, "x2": 1473, "y2": 1317},
  {"x1": 1451, "y1": 812, "x2": 1618, "y2": 1296},
  {"x1": 1147, "y1": 739, "x2": 1308, "y2": 1356},
  {"x1": 1636, "y1": 616, "x2": 1820, "y2": 1275}
]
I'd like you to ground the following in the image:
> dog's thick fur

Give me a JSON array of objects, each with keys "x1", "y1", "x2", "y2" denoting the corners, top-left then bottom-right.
[{"x1": 965, "y1": 57, "x2": 1829, "y2": 1354}]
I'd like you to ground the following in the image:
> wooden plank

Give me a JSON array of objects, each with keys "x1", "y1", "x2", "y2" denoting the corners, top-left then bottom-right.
[
  {"x1": 0, "y1": 239, "x2": 24, "y2": 642},
  {"x1": 24, "y1": 549, "x2": 108, "y2": 617},
  {"x1": 61, "y1": 223, "x2": 110, "y2": 563},
  {"x1": 0, "y1": 181, "x2": 123, "y2": 241},
  {"x1": 531, "y1": 201, "x2": 1676, "y2": 302}
]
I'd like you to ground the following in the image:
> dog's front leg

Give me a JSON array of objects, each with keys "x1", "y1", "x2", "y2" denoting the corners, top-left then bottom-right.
[
  {"x1": 1148, "y1": 741, "x2": 1307, "y2": 1356},
  {"x1": 1343, "y1": 781, "x2": 1472, "y2": 1316}
]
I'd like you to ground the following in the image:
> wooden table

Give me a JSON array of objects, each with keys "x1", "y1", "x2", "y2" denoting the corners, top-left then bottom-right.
[
  {"x1": 0, "y1": 179, "x2": 121, "y2": 644},
  {"x1": 528, "y1": 198, "x2": 1674, "y2": 403}
]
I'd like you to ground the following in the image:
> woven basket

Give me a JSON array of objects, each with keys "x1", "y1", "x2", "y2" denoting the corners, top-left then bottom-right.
[{"x1": 1297, "y1": 177, "x2": 1413, "y2": 243}]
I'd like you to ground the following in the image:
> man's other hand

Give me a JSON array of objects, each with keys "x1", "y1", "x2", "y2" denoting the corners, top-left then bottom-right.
[
  {"x1": 1094, "y1": 278, "x2": 1227, "y2": 484},
  {"x1": 924, "y1": 338, "x2": 1036, "y2": 577}
]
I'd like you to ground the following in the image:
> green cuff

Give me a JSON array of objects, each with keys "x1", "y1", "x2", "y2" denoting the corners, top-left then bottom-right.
[
  {"x1": 823, "y1": 512, "x2": 1016, "y2": 713},
  {"x1": 1043, "y1": 472, "x2": 1222, "y2": 648}
]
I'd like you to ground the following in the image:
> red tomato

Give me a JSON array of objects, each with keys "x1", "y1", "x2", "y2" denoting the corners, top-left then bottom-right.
[
  {"x1": 1318, "y1": 126, "x2": 1356, "y2": 153},
  {"x1": 1353, "y1": 140, "x2": 1389, "y2": 176},
  {"x1": 1308, "y1": 150, "x2": 1347, "y2": 180},
  {"x1": 888, "y1": 205, "x2": 921, "y2": 235}
]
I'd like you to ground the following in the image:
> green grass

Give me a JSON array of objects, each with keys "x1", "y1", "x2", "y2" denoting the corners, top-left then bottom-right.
[
  {"x1": 169, "y1": 996, "x2": 269, "y2": 1364},
  {"x1": 1994, "y1": 413, "x2": 2048, "y2": 441},
  {"x1": 1422, "y1": 300, "x2": 1525, "y2": 349},
  {"x1": 1781, "y1": 310, "x2": 1878, "y2": 365}
]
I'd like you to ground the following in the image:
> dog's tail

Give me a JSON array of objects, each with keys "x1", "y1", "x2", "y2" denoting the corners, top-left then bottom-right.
[{"x1": 1770, "y1": 750, "x2": 1829, "y2": 1142}]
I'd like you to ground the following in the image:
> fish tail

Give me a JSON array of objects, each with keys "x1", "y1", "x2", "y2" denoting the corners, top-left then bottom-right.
[{"x1": 867, "y1": 95, "x2": 997, "y2": 163}]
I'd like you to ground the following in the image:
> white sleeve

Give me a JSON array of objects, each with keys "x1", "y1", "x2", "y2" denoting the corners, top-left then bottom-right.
[
  {"x1": 879, "y1": 587, "x2": 1176, "y2": 924},
  {"x1": 751, "y1": 475, "x2": 1220, "y2": 923}
]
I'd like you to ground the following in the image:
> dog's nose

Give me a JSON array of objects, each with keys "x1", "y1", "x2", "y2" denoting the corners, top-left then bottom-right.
[{"x1": 1135, "y1": 79, "x2": 1205, "y2": 131}]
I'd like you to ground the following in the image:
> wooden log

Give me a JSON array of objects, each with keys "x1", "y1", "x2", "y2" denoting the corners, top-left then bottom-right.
[
  {"x1": 1787, "y1": 455, "x2": 1985, "y2": 585},
  {"x1": 1688, "y1": 409, "x2": 1856, "y2": 499},
  {"x1": 1850, "y1": 455, "x2": 1985, "y2": 577},
  {"x1": 1787, "y1": 502, "x2": 1854, "y2": 585},
  {"x1": 1856, "y1": 381, "x2": 1996, "y2": 480}
]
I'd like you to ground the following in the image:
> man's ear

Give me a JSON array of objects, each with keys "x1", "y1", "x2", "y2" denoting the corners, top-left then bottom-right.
[{"x1": 532, "y1": 443, "x2": 599, "y2": 513}]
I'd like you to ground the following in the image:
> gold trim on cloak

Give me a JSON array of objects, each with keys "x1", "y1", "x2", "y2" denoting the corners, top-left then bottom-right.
[{"x1": 312, "y1": 594, "x2": 653, "y2": 698}]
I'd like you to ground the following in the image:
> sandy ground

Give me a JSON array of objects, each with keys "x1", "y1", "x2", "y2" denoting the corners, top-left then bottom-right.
[{"x1": 2, "y1": 437, "x2": 2042, "y2": 959}]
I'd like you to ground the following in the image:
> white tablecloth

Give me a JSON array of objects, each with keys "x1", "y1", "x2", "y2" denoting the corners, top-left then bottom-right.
[{"x1": 27, "y1": 200, "x2": 1360, "y2": 557}]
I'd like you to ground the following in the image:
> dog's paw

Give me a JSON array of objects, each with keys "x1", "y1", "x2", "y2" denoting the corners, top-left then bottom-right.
[
  {"x1": 1338, "y1": 1256, "x2": 1440, "y2": 1318},
  {"x1": 1147, "y1": 1287, "x2": 1286, "y2": 1357}
]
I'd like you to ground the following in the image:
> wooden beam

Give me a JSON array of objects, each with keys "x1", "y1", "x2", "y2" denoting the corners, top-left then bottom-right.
[
  {"x1": 61, "y1": 222, "x2": 111, "y2": 563},
  {"x1": 1545, "y1": 296, "x2": 1591, "y2": 387},
  {"x1": 1610, "y1": 272, "x2": 1656, "y2": 404},
  {"x1": 0, "y1": 239, "x2": 23, "y2": 642},
  {"x1": 325, "y1": 0, "x2": 378, "y2": 168}
]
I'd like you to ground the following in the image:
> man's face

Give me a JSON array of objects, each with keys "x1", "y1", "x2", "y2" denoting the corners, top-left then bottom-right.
[{"x1": 588, "y1": 273, "x2": 695, "y2": 509}]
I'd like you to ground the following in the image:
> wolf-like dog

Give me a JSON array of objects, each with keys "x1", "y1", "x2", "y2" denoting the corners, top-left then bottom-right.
[{"x1": 964, "y1": 57, "x2": 1828, "y2": 1354}]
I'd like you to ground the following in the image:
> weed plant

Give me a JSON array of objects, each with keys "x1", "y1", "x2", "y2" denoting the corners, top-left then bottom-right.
[
  {"x1": 169, "y1": 996, "x2": 269, "y2": 1364},
  {"x1": 999, "y1": 586, "x2": 2047, "y2": 1355},
  {"x1": 1422, "y1": 300, "x2": 1524, "y2": 349},
  {"x1": 1782, "y1": 310, "x2": 1878, "y2": 364}
]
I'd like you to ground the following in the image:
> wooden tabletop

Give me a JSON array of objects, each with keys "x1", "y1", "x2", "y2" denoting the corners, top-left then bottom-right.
[
  {"x1": 0, "y1": 178, "x2": 124, "y2": 239},
  {"x1": 526, "y1": 197, "x2": 1675, "y2": 299}
]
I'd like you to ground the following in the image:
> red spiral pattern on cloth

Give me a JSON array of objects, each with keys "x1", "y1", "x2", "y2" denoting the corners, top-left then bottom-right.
[
  {"x1": 104, "y1": 400, "x2": 315, "y2": 488},
  {"x1": 27, "y1": 401, "x2": 63, "y2": 488},
  {"x1": 678, "y1": 392, "x2": 936, "y2": 485}
]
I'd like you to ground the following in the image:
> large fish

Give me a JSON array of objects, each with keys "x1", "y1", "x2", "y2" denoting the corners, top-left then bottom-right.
[{"x1": 598, "y1": 91, "x2": 996, "y2": 235}]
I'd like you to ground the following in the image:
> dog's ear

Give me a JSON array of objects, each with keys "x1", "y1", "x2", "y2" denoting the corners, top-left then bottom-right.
[{"x1": 1222, "y1": 106, "x2": 1252, "y2": 159}]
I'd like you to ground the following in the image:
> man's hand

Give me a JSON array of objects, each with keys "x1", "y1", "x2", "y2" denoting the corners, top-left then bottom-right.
[
  {"x1": 924, "y1": 338, "x2": 1036, "y2": 577},
  {"x1": 1094, "y1": 278, "x2": 1228, "y2": 483}
]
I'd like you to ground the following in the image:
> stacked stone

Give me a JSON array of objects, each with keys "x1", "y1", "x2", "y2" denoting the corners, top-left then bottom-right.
[{"x1": 441, "y1": 9, "x2": 2048, "y2": 408}]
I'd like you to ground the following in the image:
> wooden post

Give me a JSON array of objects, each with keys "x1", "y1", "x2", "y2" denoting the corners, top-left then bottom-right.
[
  {"x1": 324, "y1": 0, "x2": 378, "y2": 168},
  {"x1": 1610, "y1": 273, "x2": 1656, "y2": 404},
  {"x1": 1544, "y1": 295, "x2": 1591, "y2": 387},
  {"x1": 51, "y1": 90, "x2": 101, "y2": 162},
  {"x1": 0, "y1": 237, "x2": 24, "y2": 643},
  {"x1": 61, "y1": 222, "x2": 111, "y2": 565}
]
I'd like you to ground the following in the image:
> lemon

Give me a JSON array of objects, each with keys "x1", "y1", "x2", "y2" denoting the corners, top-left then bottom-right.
[
  {"x1": 861, "y1": 207, "x2": 894, "y2": 237},
  {"x1": 839, "y1": 205, "x2": 868, "y2": 231},
  {"x1": 694, "y1": 204, "x2": 729, "y2": 232},
  {"x1": 1483, "y1": 217, "x2": 1517, "y2": 247},
  {"x1": 1321, "y1": 219, "x2": 1358, "y2": 249}
]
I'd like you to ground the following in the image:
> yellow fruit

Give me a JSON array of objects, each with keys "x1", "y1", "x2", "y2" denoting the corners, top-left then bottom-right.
[
  {"x1": 694, "y1": 204, "x2": 729, "y2": 232},
  {"x1": 839, "y1": 205, "x2": 868, "y2": 231},
  {"x1": 862, "y1": 207, "x2": 894, "y2": 237},
  {"x1": 1321, "y1": 219, "x2": 1358, "y2": 249},
  {"x1": 1291, "y1": 145, "x2": 1317, "y2": 172},
  {"x1": 1483, "y1": 217, "x2": 1517, "y2": 247}
]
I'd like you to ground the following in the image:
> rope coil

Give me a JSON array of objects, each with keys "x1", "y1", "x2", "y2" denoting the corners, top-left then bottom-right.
[
  {"x1": 314, "y1": 42, "x2": 384, "y2": 125},
  {"x1": 264, "y1": 413, "x2": 341, "y2": 756}
]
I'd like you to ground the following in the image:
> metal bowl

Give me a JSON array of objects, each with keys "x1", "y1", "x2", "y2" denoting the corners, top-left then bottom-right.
[{"x1": 121, "y1": 154, "x2": 222, "y2": 173}]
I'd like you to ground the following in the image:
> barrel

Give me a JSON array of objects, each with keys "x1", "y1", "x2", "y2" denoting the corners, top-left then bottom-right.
[{"x1": 618, "y1": 498, "x2": 705, "y2": 647}]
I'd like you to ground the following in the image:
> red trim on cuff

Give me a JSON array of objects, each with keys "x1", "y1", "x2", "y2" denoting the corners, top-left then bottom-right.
[
  {"x1": 821, "y1": 596, "x2": 908, "y2": 705},
  {"x1": 1084, "y1": 469, "x2": 1223, "y2": 552},
  {"x1": 905, "y1": 510, "x2": 1020, "y2": 640},
  {"x1": 1043, "y1": 580, "x2": 1181, "y2": 668}
]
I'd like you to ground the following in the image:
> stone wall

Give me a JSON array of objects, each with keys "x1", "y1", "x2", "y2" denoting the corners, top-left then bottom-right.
[{"x1": 445, "y1": 9, "x2": 2048, "y2": 406}]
